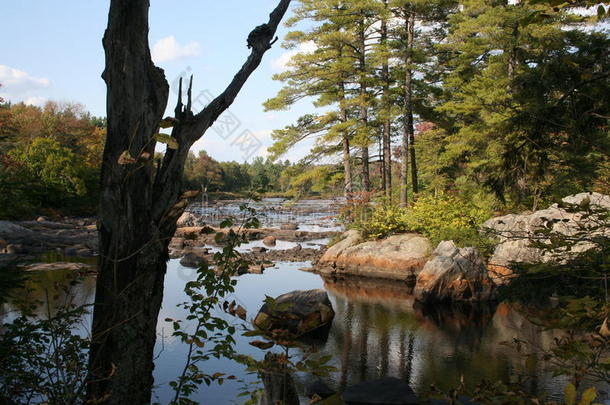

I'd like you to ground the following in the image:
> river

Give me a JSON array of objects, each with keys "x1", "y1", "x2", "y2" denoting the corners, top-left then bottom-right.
[{"x1": 0, "y1": 199, "x2": 586, "y2": 404}]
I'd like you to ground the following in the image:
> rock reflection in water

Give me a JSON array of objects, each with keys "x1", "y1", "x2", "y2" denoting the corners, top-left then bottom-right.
[{"x1": 317, "y1": 274, "x2": 565, "y2": 399}]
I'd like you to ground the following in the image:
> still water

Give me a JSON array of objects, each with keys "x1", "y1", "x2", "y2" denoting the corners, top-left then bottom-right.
[{"x1": 2, "y1": 259, "x2": 571, "y2": 404}]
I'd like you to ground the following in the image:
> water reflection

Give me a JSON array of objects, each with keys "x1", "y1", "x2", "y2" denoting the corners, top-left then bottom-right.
[
  {"x1": 1, "y1": 269, "x2": 96, "y2": 321},
  {"x1": 318, "y1": 274, "x2": 566, "y2": 399},
  {"x1": 2, "y1": 262, "x2": 572, "y2": 403}
]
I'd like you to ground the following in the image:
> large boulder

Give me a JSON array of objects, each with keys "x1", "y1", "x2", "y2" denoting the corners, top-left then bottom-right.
[
  {"x1": 318, "y1": 230, "x2": 431, "y2": 281},
  {"x1": 253, "y1": 289, "x2": 335, "y2": 339},
  {"x1": 483, "y1": 192, "x2": 610, "y2": 284},
  {"x1": 0, "y1": 221, "x2": 35, "y2": 238},
  {"x1": 414, "y1": 241, "x2": 496, "y2": 303}
]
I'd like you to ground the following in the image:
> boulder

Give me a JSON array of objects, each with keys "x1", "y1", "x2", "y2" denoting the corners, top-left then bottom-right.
[
  {"x1": 251, "y1": 246, "x2": 267, "y2": 254},
  {"x1": 342, "y1": 377, "x2": 418, "y2": 405},
  {"x1": 483, "y1": 192, "x2": 610, "y2": 284},
  {"x1": 280, "y1": 223, "x2": 299, "y2": 230},
  {"x1": 177, "y1": 211, "x2": 200, "y2": 227},
  {"x1": 414, "y1": 241, "x2": 496, "y2": 303},
  {"x1": 318, "y1": 231, "x2": 431, "y2": 281},
  {"x1": 179, "y1": 252, "x2": 209, "y2": 268},
  {"x1": 262, "y1": 235, "x2": 277, "y2": 247},
  {"x1": 0, "y1": 221, "x2": 34, "y2": 238},
  {"x1": 253, "y1": 289, "x2": 335, "y2": 339},
  {"x1": 36, "y1": 216, "x2": 47, "y2": 223}
]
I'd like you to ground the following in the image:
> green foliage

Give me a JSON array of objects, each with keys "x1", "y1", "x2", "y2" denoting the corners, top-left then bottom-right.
[
  {"x1": 0, "y1": 101, "x2": 104, "y2": 219},
  {"x1": 11, "y1": 137, "x2": 86, "y2": 197},
  {"x1": 353, "y1": 193, "x2": 494, "y2": 253},
  {"x1": 167, "y1": 205, "x2": 259, "y2": 404},
  {"x1": 0, "y1": 275, "x2": 91, "y2": 404}
]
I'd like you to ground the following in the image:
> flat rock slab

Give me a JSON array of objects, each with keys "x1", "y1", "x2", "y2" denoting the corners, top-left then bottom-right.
[
  {"x1": 23, "y1": 262, "x2": 95, "y2": 272},
  {"x1": 318, "y1": 231, "x2": 431, "y2": 281},
  {"x1": 342, "y1": 377, "x2": 419, "y2": 405}
]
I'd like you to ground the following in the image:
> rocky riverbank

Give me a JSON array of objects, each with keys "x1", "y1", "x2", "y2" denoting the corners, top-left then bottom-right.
[
  {"x1": 314, "y1": 192, "x2": 609, "y2": 303},
  {"x1": 0, "y1": 217, "x2": 338, "y2": 273}
]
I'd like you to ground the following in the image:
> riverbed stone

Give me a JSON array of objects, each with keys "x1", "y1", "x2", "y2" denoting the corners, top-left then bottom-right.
[
  {"x1": 280, "y1": 223, "x2": 299, "y2": 230},
  {"x1": 414, "y1": 241, "x2": 496, "y2": 303},
  {"x1": 318, "y1": 231, "x2": 431, "y2": 281},
  {"x1": 342, "y1": 377, "x2": 418, "y2": 405},
  {"x1": 179, "y1": 252, "x2": 209, "y2": 268},
  {"x1": 253, "y1": 289, "x2": 335, "y2": 339},
  {"x1": 262, "y1": 235, "x2": 276, "y2": 246},
  {"x1": 23, "y1": 262, "x2": 95, "y2": 272}
]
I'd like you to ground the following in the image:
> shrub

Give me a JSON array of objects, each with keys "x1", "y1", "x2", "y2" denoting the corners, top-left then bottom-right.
[{"x1": 358, "y1": 194, "x2": 495, "y2": 254}]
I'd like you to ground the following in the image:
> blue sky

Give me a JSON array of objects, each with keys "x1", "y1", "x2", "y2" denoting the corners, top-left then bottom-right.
[{"x1": 0, "y1": 1, "x2": 316, "y2": 162}]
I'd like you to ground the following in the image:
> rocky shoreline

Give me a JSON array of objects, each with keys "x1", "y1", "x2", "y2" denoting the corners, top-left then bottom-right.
[{"x1": 2, "y1": 192, "x2": 607, "y2": 305}]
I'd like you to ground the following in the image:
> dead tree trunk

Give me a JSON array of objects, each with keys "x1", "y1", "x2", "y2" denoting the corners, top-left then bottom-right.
[{"x1": 87, "y1": 1, "x2": 291, "y2": 403}]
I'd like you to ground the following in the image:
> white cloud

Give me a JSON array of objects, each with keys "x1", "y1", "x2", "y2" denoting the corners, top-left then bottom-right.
[
  {"x1": 152, "y1": 36, "x2": 201, "y2": 63},
  {"x1": 0, "y1": 65, "x2": 50, "y2": 92},
  {"x1": 24, "y1": 96, "x2": 47, "y2": 107},
  {"x1": 270, "y1": 41, "x2": 317, "y2": 72},
  {"x1": 0, "y1": 65, "x2": 50, "y2": 105}
]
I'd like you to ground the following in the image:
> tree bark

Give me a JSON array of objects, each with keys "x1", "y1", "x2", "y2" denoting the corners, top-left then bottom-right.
[
  {"x1": 339, "y1": 73, "x2": 353, "y2": 197},
  {"x1": 400, "y1": 9, "x2": 417, "y2": 207},
  {"x1": 87, "y1": 1, "x2": 291, "y2": 403},
  {"x1": 381, "y1": 0, "x2": 392, "y2": 198},
  {"x1": 358, "y1": 14, "x2": 371, "y2": 192}
]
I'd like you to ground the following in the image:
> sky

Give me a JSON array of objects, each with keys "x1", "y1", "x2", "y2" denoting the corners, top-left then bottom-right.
[{"x1": 0, "y1": 1, "x2": 317, "y2": 163}]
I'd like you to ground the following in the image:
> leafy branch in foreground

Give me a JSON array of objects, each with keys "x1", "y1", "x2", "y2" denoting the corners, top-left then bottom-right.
[
  {"x1": 0, "y1": 272, "x2": 91, "y2": 404},
  {"x1": 166, "y1": 204, "x2": 259, "y2": 404}
]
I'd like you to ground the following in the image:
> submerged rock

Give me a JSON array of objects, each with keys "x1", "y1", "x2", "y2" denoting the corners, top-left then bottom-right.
[
  {"x1": 342, "y1": 376, "x2": 418, "y2": 405},
  {"x1": 253, "y1": 289, "x2": 335, "y2": 340},
  {"x1": 317, "y1": 230, "x2": 430, "y2": 282},
  {"x1": 179, "y1": 252, "x2": 210, "y2": 268},
  {"x1": 260, "y1": 352, "x2": 299, "y2": 405},
  {"x1": 414, "y1": 241, "x2": 495, "y2": 303}
]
